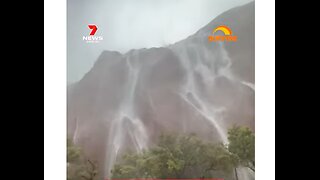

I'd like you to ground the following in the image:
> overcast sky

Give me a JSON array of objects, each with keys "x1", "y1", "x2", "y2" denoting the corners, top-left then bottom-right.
[{"x1": 67, "y1": 0, "x2": 253, "y2": 83}]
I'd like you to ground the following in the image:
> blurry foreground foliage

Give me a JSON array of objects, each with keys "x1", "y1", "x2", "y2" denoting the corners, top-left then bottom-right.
[
  {"x1": 67, "y1": 139, "x2": 99, "y2": 180},
  {"x1": 67, "y1": 125, "x2": 254, "y2": 180},
  {"x1": 112, "y1": 126, "x2": 254, "y2": 179}
]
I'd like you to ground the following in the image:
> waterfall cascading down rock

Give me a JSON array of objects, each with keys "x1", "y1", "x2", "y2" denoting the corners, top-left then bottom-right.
[
  {"x1": 67, "y1": 2, "x2": 255, "y2": 180},
  {"x1": 104, "y1": 55, "x2": 149, "y2": 177}
]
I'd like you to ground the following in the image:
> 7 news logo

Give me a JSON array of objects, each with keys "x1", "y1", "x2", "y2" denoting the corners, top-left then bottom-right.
[{"x1": 83, "y1": 24, "x2": 103, "y2": 43}]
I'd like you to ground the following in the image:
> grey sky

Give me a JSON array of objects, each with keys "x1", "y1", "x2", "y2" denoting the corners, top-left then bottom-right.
[{"x1": 67, "y1": 0, "x2": 253, "y2": 83}]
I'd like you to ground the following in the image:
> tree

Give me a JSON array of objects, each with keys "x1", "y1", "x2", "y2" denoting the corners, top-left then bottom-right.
[
  {"x1": 227, "y1": 126, "x2": 255, "y2": 172},
  {"x1": 67, "y1": 139, "x2": 99, "y2": 180},
  {"x1": 111, "y1": 134, "x2": 236, "y2": 179}
]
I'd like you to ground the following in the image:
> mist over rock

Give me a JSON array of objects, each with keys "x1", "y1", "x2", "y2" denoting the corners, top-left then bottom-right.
[{"x1": 67, "y1": 2, "x2": 254, "y2": 179}]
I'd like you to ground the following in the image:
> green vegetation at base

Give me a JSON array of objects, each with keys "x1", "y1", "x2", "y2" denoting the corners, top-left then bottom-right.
[
  {"x1": 228, "y1": 126, "x2": 255, "y2": 172},
  {"x1": 67, "y1": 139, "x2": 99, "y2": 180},
  {"x1": 66, "y1": 126, "x2": 254, "y2": 180},
  {"x1": 111, "y1": 126, "x2": 255, "y2": 179}
]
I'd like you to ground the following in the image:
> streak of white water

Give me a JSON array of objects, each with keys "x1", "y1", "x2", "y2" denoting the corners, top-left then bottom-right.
[
  {"x1": 172, "y1": 42, "x2": 229, "y2": 143},
  {"x1": 237, "y1": 167, "x2": 255, "y2": 180},
  {"x1": 104, "y1": 56, "x2": 148, "y2": 178},
  {"x1": 241, "y1": 81, "x2": 255, "y2": 91},
  {"x1": 218, "y1": 43, "x2": 254, "y2": 180},
  {"x1": 173, "y1": 42, "x2": 252, "y2": 180},
  {"x1": 179, "y1": 92, "x2": 227, "y2": 143},
  {"x1": 218, "y1": 42, "x2": 234, "y2": 79},
  {"x1": 102, "y1": 41, "x2": 252, "y2": 179},
  {"x1": 72, "y1": 118, "x2": 78, "y2": 144}
]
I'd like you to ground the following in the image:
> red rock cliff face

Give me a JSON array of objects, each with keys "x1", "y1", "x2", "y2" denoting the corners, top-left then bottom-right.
[{"x1": 67, "y1": 2, "x2": 254, "y2": 178}]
